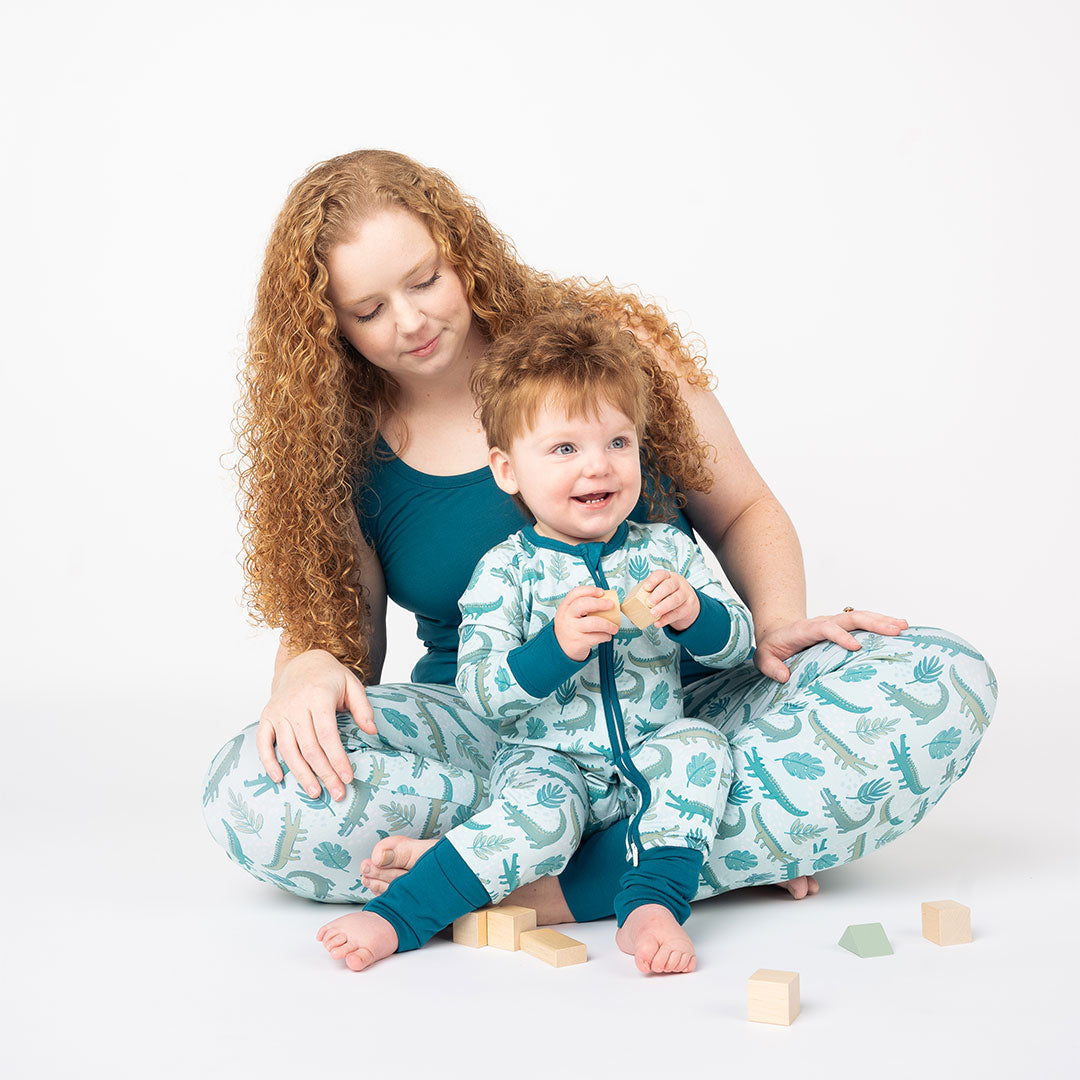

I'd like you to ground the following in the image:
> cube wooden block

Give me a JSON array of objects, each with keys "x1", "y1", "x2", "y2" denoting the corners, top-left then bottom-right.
[
  {"x1": 747, "y1": 969, "x2": 800, "y2": 1026},
  {"x1": 922, "y1": 900, "x2": 972, "y2": 946},
  {"x1": 452, "y1": 910, "x2": 488, "y2": 948},
  {"x1": 486, "y1": 905, "x2": 537, "y2": 951},
  {"x1": 620, "y1": 581, "x2": 655, "y2": 629},
  {"x1": 519, "y1": 928, "x2": 587, "y2": 968},
  {"x1": 595, "y1": 588, "x2": 622, "y2": 628},
  {"x1": 838, "y1": 922, "x2": 894, "y2": 958}
]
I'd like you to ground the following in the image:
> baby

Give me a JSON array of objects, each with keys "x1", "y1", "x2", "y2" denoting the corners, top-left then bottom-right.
[{"x1": 318, "y1": 308, "x2": 753, "y2": 973}]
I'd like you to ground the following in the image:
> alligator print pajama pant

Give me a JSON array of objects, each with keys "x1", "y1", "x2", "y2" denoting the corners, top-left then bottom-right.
[{"x1": 201, "y1": 626, "x2": 996, "y2": 907}]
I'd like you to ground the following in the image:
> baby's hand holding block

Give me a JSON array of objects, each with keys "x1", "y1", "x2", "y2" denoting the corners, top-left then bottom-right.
[{"x1": 620, "y1": 581, "x2": 656, "y2": 629}]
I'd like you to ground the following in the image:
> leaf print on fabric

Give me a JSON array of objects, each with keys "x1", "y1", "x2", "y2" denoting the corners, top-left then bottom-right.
[
  {"x1": 525, "y1": 717, "x2": 547, "y2": 740},
  {"x1": 651, "y1": 682, "x2": 670, "y2": 710},
  {"x1": 628, "y1": 555, "x2": 650, "y2": 581},
  {"x1": 854, "y1": 716, "x2": 900, "y2": 744},
  {"x1": 686, "y1": 753, "x2": 717, "y2": 787},
  {"x1": 535, "y1": 784, "x2": 566, "y2": 809},
  {"x1": 534, "y1": 854, "x2": 566, "y2": 876},
  {"x1": 227, "y1": 789, "x2": 264, "y2": 836},
  {"x1": 471, "y1": 833, "x2": 513, "y2": 860},
  {"x1": 724, "y1": 850, "x2": 759, "y2": 871},
  {"x1": 381, "y1": 801, "x2": 416, "y2": 831},
  {"x1": 851, "y1": 779, "x2": 891, "y2": 804},
  {"x1": 813, "y1": 853, "x2": 840, "y2": 871},
  {"x1": 555, "y1": 682, "x2": 576, "y2": 709},
  {"x1": 500, "y1": 854, "x2": 521, "y2": 892},
  {"x1": 313, "y1": 842, "x2": 352, "y2": 871},
  {"x1": 926, "y1": 727, "x2": 962, "y2": 759},
  {"x1": 728, "y1": 779, "x2": 753, "y2": 805},
  {"x1": 912, "y1": 657, "x2": 945, "y2": 684},
  {"x1": 778, "y1": 752, "x2": 826, "y2": 781},
  {"x1": 298, "y1": 789, "x2": 337, "y2": 815},
  {"x1": 840, "y1": 663, "x2": 877, "y2": 683},
  {"x1": 787, "y1": 822, "x2": 827, "y2": 844},
  {"x1": 797, "y1": 661, "x2": 820, "y2": 690},
  {"x1": 381, "y1": 709, "x2": 419, "y2": 739}
]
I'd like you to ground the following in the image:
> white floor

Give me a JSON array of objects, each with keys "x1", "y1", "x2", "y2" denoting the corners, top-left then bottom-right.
[{"x1": 4, "y1": 683, "x2": 1076, "y2": 1080}]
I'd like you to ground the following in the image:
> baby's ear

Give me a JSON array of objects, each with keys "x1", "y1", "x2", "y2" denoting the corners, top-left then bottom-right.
[{"x1": 488, "y1": 446, "x2": 519, "y2": 495}]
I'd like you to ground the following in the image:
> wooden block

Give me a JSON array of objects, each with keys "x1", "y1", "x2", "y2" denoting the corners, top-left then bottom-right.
[
  {"x1": 922, "y1": 900, "x2": 972, "y2": 946},
  {"x1": 620, "y1": 581, "x2": 655, "y2": 629},
  {"x1": 595, "y1": 588, "x2": 622, "y2": 627},
  {"x1": 519, "y1": 928, "x2": 587, "y2": 968},
  {"x1": 452, "y1": 910, "x2": 488, "y2": 948},
  {"x1": 838, "y1": 922, "x2": 894, "y2": 958},
  {"x1": 747, "y1": 969, "x2": 800, "y2": 1026},
  {"x1": 486, "y1": 905, "x2": 537, "y2": 951}
]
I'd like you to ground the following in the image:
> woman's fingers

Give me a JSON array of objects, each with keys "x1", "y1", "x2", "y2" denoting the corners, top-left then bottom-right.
[
  {"x1": 841, "y1": 609, "x2": 908, "y2": 634},
  {"x1": 313, "y1": 712, "x2": 352, "y2": 799},
  {"x1": 293, "y1": 714, "x2": 348, "y2": 800},
  {"x1": 345, "y1": 674, "x2": 377, "y2": 739},
  {"x1": 753, "y1": 647, "x2": 792, "y2": 683},
  {"x1": 272, "y1": 722, "x2": 323, "y2": 798},
  {"x1": 255, "y1": 717, "x2": 284, "y2": 782}
]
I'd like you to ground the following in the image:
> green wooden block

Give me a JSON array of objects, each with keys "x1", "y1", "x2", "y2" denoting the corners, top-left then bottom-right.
[{"x1": 839, "y1": 922, "x2": 894, "y2": 957}]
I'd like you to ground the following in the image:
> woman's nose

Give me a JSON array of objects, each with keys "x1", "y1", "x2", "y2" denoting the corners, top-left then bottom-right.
[{"x1": 395, "y1": 297, "x2": 425, "y2": 334}]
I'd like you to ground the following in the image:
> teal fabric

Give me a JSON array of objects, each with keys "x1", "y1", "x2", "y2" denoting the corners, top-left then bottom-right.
[
  {"x1": 614, "y1": 846, "x2": 705, "y2": 927},
  {"x1": 363, "y1": 838, "x2": 489, "y2": 952},
  {"x1": 352, "y1": 437, "x2": 711, "y2": 685}
]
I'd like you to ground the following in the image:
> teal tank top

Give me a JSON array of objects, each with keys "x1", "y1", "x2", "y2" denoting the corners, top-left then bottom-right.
[{"x1": 353, "y1": 436, "x2": 711, "y2": 686}]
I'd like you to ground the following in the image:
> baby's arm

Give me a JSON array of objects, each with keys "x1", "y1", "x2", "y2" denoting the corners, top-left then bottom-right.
[
  {"x1": 456, "y1": 544, "x2": 590, "y2": 722},
  {"x1": 644, "y1": 527, "x2": 754, "y2": 669}
]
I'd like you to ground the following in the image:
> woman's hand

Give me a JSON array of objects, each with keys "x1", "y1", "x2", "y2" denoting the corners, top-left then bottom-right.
[
  {"x1": 753, "y1": 610, "x2": 909, "y2": 683},
  {"x1": 255, "y1": 649, "x2": 376, "y2": 802},
  {"x1": 554, "y1": 585, "x2": 618, "y2": 662},
  {"x1": 640, "y1": 570, "x2": 700, "y2": 631}
]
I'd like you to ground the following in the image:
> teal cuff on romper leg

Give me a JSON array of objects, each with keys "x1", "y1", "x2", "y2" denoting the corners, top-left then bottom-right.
[
  {"x1": 613, "y1": 846, "x2": 705, "y2": 928},
  {"x1": 363, "y1": 838, "x2": 491, "y2": 952},
  {"x1": 559, "y1": 819, "x2": 629, "y2": 922}
]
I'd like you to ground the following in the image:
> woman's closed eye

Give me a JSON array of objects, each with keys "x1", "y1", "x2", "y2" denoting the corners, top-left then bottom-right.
[{"x1": 355, "y1": 271, "x2": 442, "y2": 323}]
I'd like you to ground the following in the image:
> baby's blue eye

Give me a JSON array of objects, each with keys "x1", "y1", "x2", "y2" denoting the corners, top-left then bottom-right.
[
  {"x1": 611, "y1": 437, "x2": 628, "y2": 449},
  {"x1": 553, "y1": 444, "x2": 575, "y2": 455}
]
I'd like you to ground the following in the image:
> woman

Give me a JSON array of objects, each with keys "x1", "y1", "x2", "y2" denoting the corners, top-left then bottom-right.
[{"x1": 203, "y1": 149, "x2": 995, "y2": 934}]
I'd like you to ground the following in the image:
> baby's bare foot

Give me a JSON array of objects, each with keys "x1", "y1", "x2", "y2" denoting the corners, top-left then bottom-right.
[
  {"x1": 359, "y1": 835, "x2": 439, "y2": 895},
  {"x1": 316, "y1": 910, "x2": 399, "y2": 972},
  {"x1": 615, "y1": 903, "x2": 697, "y2": 974},
  {"x1": 775, "y1": 874, "x2": 820, "y2": 900}
]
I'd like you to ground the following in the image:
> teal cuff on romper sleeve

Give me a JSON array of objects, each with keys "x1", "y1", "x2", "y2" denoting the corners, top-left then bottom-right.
[
  {"x1": 507, "y1": 620, "x2": 588, "y2": 699},
  {"x1": 363, "y1": 838, "x2": 491, "y2": 953},
  {"x1": 663, "y1": 590, "x2": 732, "y2": 658},
  {"x1": 613, "y1": 846, "x2": 705, "y2": 928}
]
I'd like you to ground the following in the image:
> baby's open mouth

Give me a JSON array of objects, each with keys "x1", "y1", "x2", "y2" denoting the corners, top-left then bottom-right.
[{"x1": 572, "y1": 492, "x2": 613, "y2": 505}]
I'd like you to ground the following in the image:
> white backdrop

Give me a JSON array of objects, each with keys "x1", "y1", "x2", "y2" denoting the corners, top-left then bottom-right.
[{"x1": 2, "y1": 2, "x2": 1077, "y2": 1076}]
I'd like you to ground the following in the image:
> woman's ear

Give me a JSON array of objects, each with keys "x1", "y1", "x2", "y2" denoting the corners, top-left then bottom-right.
[{"x1": 488, "y1": 446, "x2": 520, "y2": 495}]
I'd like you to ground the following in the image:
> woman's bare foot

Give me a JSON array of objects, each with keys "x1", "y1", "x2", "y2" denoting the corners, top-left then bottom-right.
[
  {"x1": 316, "y1": 910, "x2": 399, "y2": 971},
  {"x1": 358, "y1": 835, "x2": 438, "y2": 895},
  {"x1": 775, "y1": 874, "x2": 820, "y2": 899},
  {"x1": 615, "y1": 903, "x2": 697, "y2": 974}
]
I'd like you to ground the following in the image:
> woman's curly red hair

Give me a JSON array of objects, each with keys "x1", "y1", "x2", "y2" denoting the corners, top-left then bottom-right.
[{"x1": 235, "y1": 149, "x2": 715, "y2": 677}]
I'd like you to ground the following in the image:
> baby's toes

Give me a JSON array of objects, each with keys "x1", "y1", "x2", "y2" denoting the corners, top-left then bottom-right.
[
  {"x1": 321, "y1": 931, "x2": 348, "y2": 952},
  {"x1": 330, "y1": 939, "x2": 359, "y2": 960},
  {"x1": 344, "y1": 947, "x2": 376, "y2": 972}
]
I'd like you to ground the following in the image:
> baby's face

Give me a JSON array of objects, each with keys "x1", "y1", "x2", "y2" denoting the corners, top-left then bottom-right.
[{"x1": 490, "y1": 399, "x2": 642, "y2": 546}]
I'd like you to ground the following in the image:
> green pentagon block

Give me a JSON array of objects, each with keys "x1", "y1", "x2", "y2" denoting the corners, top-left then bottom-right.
[{"x1": 838, "y1": 922, "x2": 894, "y2": 958}]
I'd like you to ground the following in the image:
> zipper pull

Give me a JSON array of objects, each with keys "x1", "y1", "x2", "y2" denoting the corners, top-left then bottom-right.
[{"x1": 630, "y1": 840, "x2": 640, "y2": 867}]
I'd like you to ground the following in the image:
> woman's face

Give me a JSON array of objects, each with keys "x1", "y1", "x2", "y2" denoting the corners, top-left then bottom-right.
[{"x1": 326, "y1": 206, "x2": 474, "y2": 384}]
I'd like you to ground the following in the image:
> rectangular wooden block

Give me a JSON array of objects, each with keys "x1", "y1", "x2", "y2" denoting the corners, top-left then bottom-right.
[
  {"x1": 748, "y1": 969, "x2": 800, "y2": 1026},
  {"x1": 519, "y1": 928, "x2": 587, "y2": 968},
  {"x1": 452, "y1": 910, "x2": 488, "y2": 948},
  {"x1": 620, "y1": 581, "x2": 655, "y2": 629},
  {"x1": 596, "y1": 588, "x2": 622, "y2": 627},
  {"x1": 486, "y1": 904, "x2": 537, "y2": 951},
  {"x1": 922, "y1": 900, "x2": 972, "y2": 946}
]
